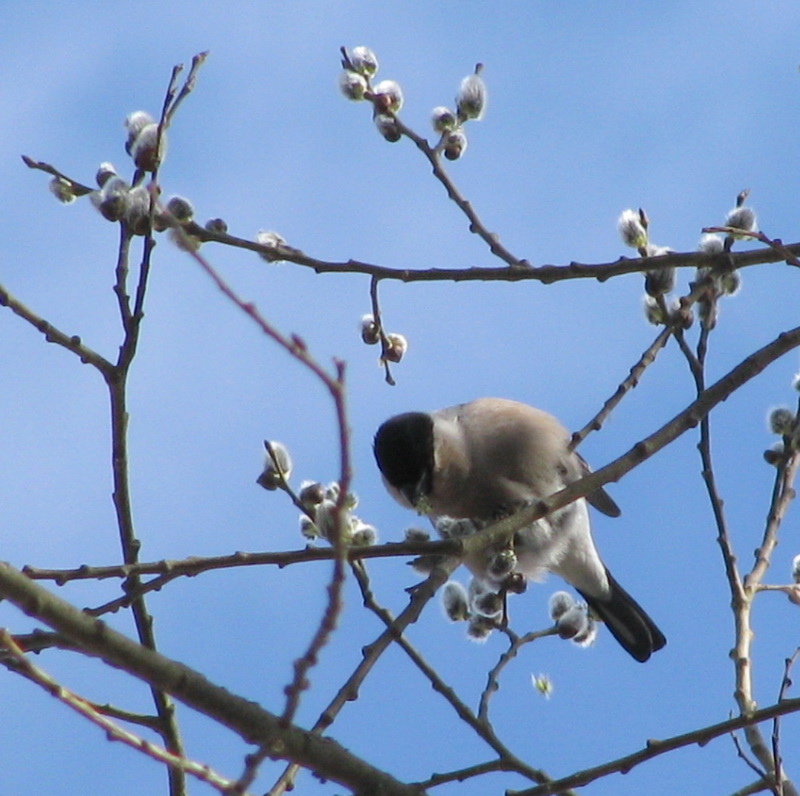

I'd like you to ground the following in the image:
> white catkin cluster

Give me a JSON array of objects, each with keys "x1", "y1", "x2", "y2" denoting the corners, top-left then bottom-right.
[
  {"x1": 428, "y1": 64, "x2": 487, "y2": 162},
  {"x1": 294, "y1": 479, "x2": 378, "y2": 547},
  {"x1": 358, "y1": 313, "x2": 409, "y2": 364},
  {"x1": 124, "y1": 110, "x2": 166, "y2": 172},
  {"x1": 548, "y1": 591, "x2": 596, "y2": 647}
]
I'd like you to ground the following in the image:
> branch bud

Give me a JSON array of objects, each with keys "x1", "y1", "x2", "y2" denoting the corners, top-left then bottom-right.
[
  {"x1": 124, "y1": 185, "x2": 151, "y2": 235},
  {"x1": 49, "y1": 177, "x2": 76, "y2": 204},
  {"x1": 374, "y1": 113, "x2": 401, "y2": 142},
  {"x1": 299, "y1": 481, "x2": 325, "y2": 509},
  {"x1": 617, "y1": 208, "x2": 648, "y2": 251},
  {"x1": 91, "y1": 176, "x2": 130, "y2": 222},
  {"x1": 360, "y1": 314, "x2": 381, "y2": 345},
  {"x1": 442, "y1": 581, "x2": 470, "y2": 622},
  {"x1": 130, "y1": 123, "x2": 166, "y2": 172},
  {"x1": 443, "y1": 130, "x2": 467, "y2": 161},
  {"x1": 466, "y1": 615, "x2": 494, "y2": 642},
  {"x1": 768, "y1": 407, "x2": 795, "y2": 436},
  {"x1": 792, "y1": 554, "x2": 800, "y2": 584},
  {"x1": 299, "y1": 515, "x2": 318, "y2": 540},
  {"x1": 348, "y1": 46, "x2": 379, "y2": 77},
  {"x1": 124, "y1": 111, "x2": 155, "y2": 154},
  {"x1": 763, "y1": 442, "x2": 784, "y2": 466},
  {"x1": 487, "y1": 548, "x2": 517, "y2": 581},
  {"x1": 548, "y1": 591, "x2": 575, "y2": 622},
  {"x1": 431, "y1": 106, "x2": 457, "y2": 133},
  {"x1": 257, "y1": 440, "x2": 292, "y2": 490},
  {"x1": 698, "y1": 233, "x2": 724, "y2": 254},
  {"x1": 556, "y1": 604, "x2": 589, "y2": 639},
  {"x1": 350, "y1": 519, "x2": 378, "y2": 546},
  {"x1": 204, "y1": 218, "x2": 228, "y2": 234},
  {"x1": 456, "y1": 64, "x2": 487, "y2": 122},
  {"x1": 166, "y1": 195, "x2": 195, "y2": 223},
  {"x1": 339, "y1": 70, "x2": 368, "y2": 101},
  {"x1": 382, "y1": 332, "x2": 408, "y2": 363},
  {"x1": 372, "y1": 79, "x2": 404, "y2": 113},
  {"x1": 256, "y1": 230, "x2": 287, "y2": 261},
  {"x1": 724, "y1": 204, "x2": 757, "y2": 238},
  {"x1": 644, "y1": 266, "x2": 675, "y2": 298},
  {"x1": 404, "y1": 527, "x2": 430, "y2": 543}
]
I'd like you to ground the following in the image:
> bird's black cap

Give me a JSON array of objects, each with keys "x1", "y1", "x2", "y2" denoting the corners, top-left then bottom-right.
[{"x1": 373, "y1": 412, "x2": 435, "y2": 504}]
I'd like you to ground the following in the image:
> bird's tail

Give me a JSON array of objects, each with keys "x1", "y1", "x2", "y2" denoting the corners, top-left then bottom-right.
[{"x1": 577, "y1": 569, "x2": 666, "y2": 663}]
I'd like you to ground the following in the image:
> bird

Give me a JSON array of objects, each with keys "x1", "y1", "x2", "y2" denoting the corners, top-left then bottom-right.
[{"x1": 373, "y1": 397, "x2": 666, "y2": 662}]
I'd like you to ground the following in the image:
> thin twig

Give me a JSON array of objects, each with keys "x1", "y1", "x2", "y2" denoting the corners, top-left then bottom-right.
[
  {"x1": 731, "y1": 730, "x2": 773, "y2": 785},
  {"x1": 189, "y1": 218, "x2": 800, "y2": 284},
  {"x1": 112, "y1": 223, "x2": 135, "y2": 325},
  {"x1": 369, "y1": 275, "x2": 396, "y2": 385},
  {"x1": 0, "y1": 283, "x2": 114, "y2": 376},
  {"x1": 773, "y1": 648, "x2": 800, "y2": 796},
  {"x1": 20, "y1": 538, "x2": 457, "y2": 584},
  {"x1": 569, "y1": 325, "x2": 672, "y2": 450},
  {"x1": 703, "y1": 227, "x2": 800, "y2": 268},
  {"x1": 416, "y1": 758, "x2": 513, "y2": 788},
  {"x1": 477, "y1": 626, "x2": 556, "y2": 724},
  {"x1": 736, "y1": 433, "x2": 800, "y2": 795},
  {"x1": 166, "y1": 52, "x2": 209, "y2": 125},
  {"x1": 20, "y1": 155, "x2": 94, "y2": 195},
  {"x1": 390, "y1": 115, "x2": 528, "y2": 268},
  {"x1": 340, "y1": 51, "x2": 526, "y2": 268},
  {"x1": 667, "y1": 295, "x2": 799, "y2": 796},
  {"x1": 745, "y1": 422, "x2": 800, "y2": 591},
  {"x1": 17, "y1": 152, "x2": 800, "y2": 285}
]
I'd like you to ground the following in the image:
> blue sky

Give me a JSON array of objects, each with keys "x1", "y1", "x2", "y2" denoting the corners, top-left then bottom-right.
[{"x1": 2, "y1": 2, "x2": 800, "y2": 794}]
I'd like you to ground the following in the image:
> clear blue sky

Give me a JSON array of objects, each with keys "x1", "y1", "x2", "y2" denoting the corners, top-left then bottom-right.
[{"x1": 2, "y1": 2, "x2": 800, "y2": 794}]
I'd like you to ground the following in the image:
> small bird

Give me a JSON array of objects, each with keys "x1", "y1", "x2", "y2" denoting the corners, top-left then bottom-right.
[{"x1": 373, "y1": 397, "x2": 666, "y2": 662}]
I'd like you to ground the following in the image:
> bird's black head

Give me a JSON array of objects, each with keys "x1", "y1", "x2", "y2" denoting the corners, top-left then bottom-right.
[{"x1": 373, "y1": 412, "x2": 435, "y2": 508}]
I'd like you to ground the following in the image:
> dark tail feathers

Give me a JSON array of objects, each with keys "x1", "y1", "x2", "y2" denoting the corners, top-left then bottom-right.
[{"x1": 577, "y1": 570, "x2": 666, "y2": 663}]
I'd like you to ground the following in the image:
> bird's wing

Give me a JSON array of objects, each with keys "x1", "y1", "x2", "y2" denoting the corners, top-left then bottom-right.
[{"x1": 574, "y1": 453, "x2": 621, "y2": 518}]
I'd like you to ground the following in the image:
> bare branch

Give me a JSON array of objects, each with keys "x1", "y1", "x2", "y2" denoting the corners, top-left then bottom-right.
[
  {"x1": 0, "y1": 283, "x2": 114, "y2": 376},
  {"x1": 703, "y1": 226, "x2": 800, "y2": 269},
  {"x1": 20, "y1": 539, "x2": 457, "y2": 586},
  {"x1": 478, "y1": 626, "x2": 556, "y2": 725},
  {"x1": 0, "y1": 630, "x2": 243, "y2": 794},
  {"x1": 369, "y1": 275, "x2": 397, "y2": 385},
  {"x1": 20, "y1": 155, "x2": 94, "y2": 195},
  {"x1": 773, "y1": 649, "x2": 800, "y2": 796},
  {"x1": 570, "y1": 325, "x2": 672, "y2": 450},
  {"x1": 512, "y1": 700, "x2": 800, "y2": 796},
  {"x1": 731, "y1": 731, "x2": 774, "y2": 792},
  {"x1": 390, "y1": 114, "x2": 528, "y2": 268},
  {"x1": 188, "y1": 218, "x2": 800, "y2": 284},
  {"x1": 0, "y1": 562, "x2": 427, "y2": 796}
]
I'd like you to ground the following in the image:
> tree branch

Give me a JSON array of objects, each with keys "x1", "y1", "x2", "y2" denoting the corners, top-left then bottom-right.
[
  {"x1": 0, "y1": 561, "x2": 427, "y2": 796},
  {"x1": 512, "y1": 699, "x2": 800, "y2": 796}
]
